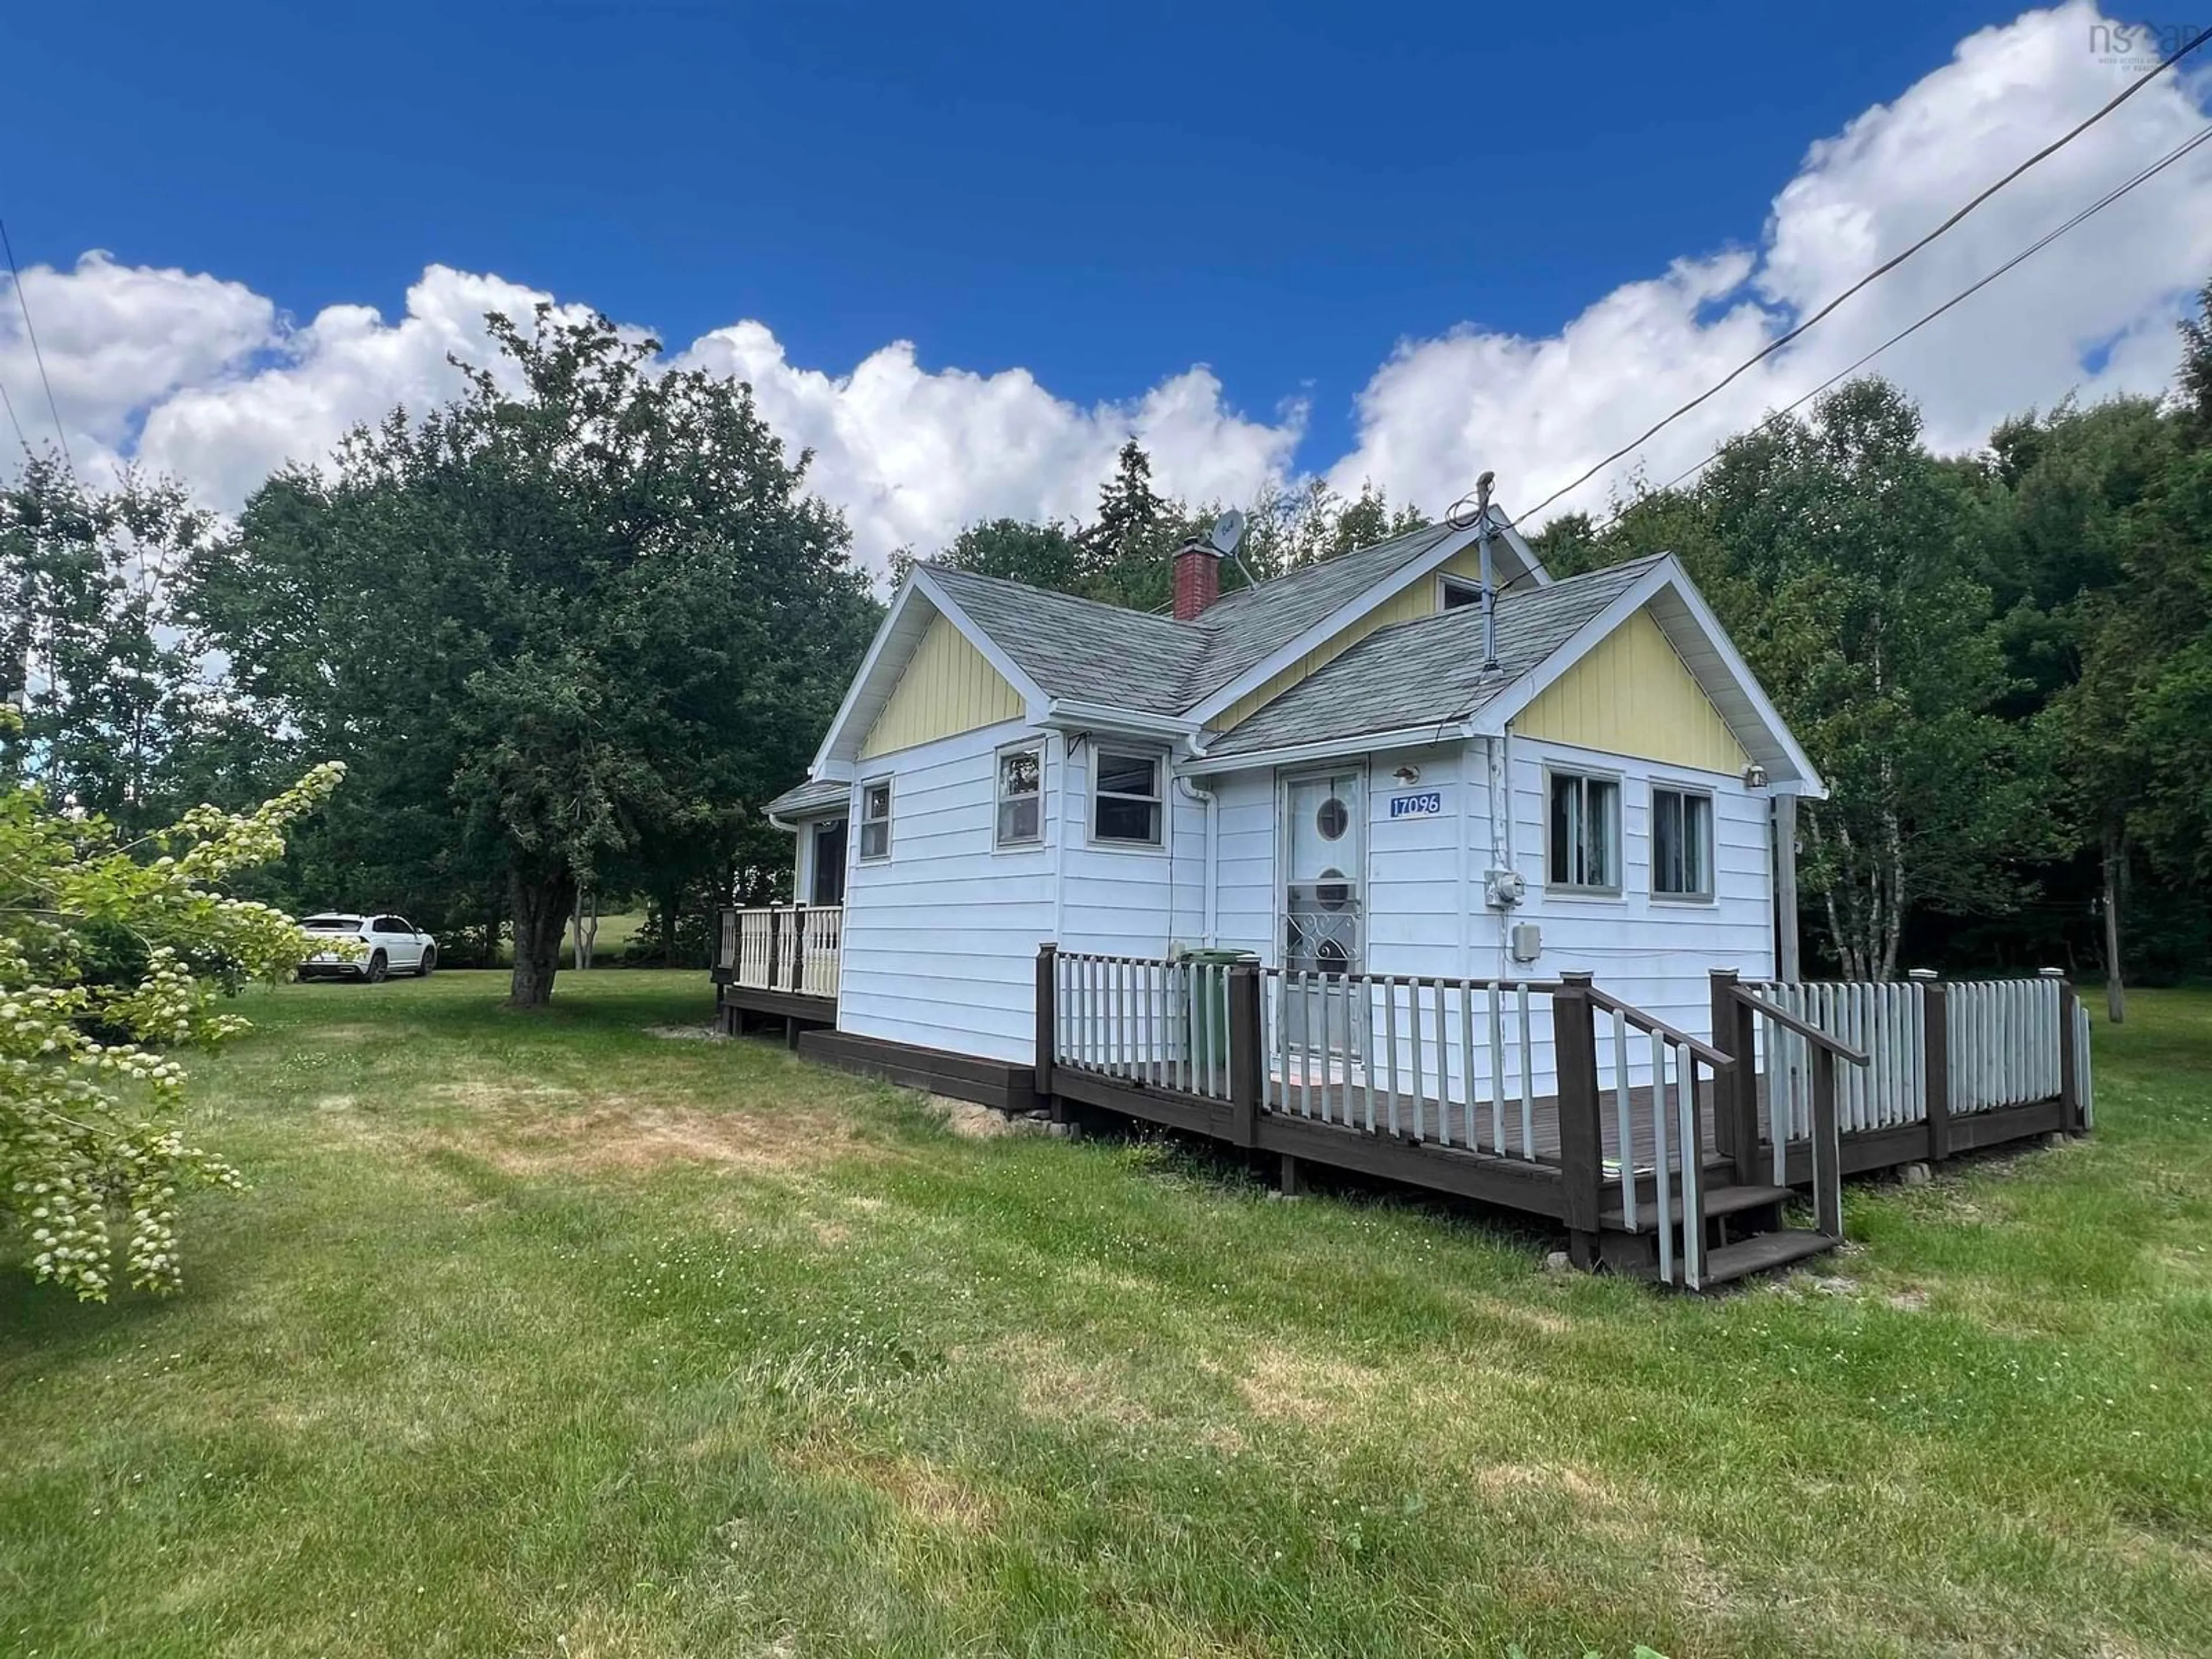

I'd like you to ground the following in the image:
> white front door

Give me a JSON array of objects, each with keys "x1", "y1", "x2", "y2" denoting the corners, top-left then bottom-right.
[{"x1": 1281, "y1": 770, "x2": 1365, "y2": 1060}]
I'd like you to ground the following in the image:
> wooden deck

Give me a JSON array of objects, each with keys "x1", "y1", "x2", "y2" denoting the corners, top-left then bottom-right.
[
  {"x1": 709, "y1": 937, "x2": 2089, "y2": 1288},
  {"x1": 1054, "y1": 1059, "x2": 2068, "y2": 1219}
]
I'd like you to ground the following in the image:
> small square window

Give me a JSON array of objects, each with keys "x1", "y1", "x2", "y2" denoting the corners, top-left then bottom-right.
[
  {"x1": 996, "y1": 745, "x2": 1043, "y2": 848},
  {"x1": 1093, "y1": 748, "x2": 1162, "y2": 846},
  {"x1": 858, "y1": 778, "x2": 892, "y2": 862},
  {"x1": 1547, "y1": 770, "x2": 1620, "y2": 893},
  {"x1": 1652, "y1": 786, "x2": 1713, "y2": 899},
  {"x1": 1440, "y1": 575, "x2": 1484, "y2": 611}
]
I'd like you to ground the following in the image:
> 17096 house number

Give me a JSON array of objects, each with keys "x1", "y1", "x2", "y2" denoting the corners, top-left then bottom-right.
[{"x1": 1388, "y1": 790, "x2": 1442, "y2": 819}]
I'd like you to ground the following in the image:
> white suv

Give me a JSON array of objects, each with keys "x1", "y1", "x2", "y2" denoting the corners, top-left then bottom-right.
[{"x1": 299, "y1": 914, "x2": 438, "y2": 982}]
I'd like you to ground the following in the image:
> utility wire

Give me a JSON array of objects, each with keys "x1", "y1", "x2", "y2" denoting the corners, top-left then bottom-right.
[
  {"x1": 1512, "y1": 22, "x2": 2212, "y2": 527},
  {"x1": 0, "y1": 369, "x2": 30, "y2": 460},
  {"x1": 0, "y1": 215, "x2": 73, "y2": 473},
  {"x1": 1546, "y1": 119, "x2": 2212, "y2": 543}
]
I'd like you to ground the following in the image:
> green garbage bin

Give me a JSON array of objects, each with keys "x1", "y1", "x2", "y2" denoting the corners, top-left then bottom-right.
[{"x1": 1182, "y1": 948, "x2": 1258, "y2": 1090}]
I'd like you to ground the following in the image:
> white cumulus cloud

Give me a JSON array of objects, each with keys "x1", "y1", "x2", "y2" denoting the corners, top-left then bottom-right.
[
  {"x1": 1328, "y1": 2, "x2": 2212, "y2": 524},
  {"x1": 2, "y1": 3, "x2": 2207, "y2": 569}
]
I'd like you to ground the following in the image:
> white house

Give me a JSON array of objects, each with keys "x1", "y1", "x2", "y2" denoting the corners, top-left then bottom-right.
[
  {"x1": 743, "y1": 510, "x2": 1821, "y2": 1067},
  {"x1": 724, "y1": 512, "x2": 2097, "y2": 1288}
]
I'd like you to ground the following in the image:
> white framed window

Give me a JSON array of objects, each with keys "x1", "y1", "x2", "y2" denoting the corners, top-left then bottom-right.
[
  {"x1": 1651, "y1": 785, "x2": 1714, "y2": 900},
  {"x1": 1440, "y1": 574, "x2": 1484, "y2": 611},
  {"x1": 1092, "y1": 747, "x2": 1163, "y2": 846},
  {"x1": 995, "y1": 743, "x2": 1043, "y2": 849},
  {"x1": 1546, "y1": 767, "x2": 1621, "y2": 893},
  {"x1": 858, "y1": 777, "x2": 893, "y2": 862}
]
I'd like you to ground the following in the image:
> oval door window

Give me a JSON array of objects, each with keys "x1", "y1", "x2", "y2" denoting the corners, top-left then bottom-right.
[
  {"x1": 1315, "y1": 796, "x2": 1349, "y2": 841},
  {"x1": 1316, "y1": 866, "x2": 1351, "y2": 910}
]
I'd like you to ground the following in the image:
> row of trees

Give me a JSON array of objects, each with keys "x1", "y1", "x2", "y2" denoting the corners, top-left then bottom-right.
[
  {"x1": 918, "y1": 299, "x2": 2212, "y2": 999},
  {"x1": 6, "y1": 292, "x2": 2209, "y2": 1006},
  {"x1": 1531, "y1": 308, "x2": 2212, "y2": 1002}
]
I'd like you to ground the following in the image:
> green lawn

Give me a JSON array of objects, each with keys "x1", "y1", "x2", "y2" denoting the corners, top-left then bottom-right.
[{"x1": 4, "y1": 974, "x2": 2209, "y2": 1658}]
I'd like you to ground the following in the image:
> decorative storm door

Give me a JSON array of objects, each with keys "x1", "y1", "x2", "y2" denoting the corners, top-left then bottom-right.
[{"x1": 1282, "y1": 770, "x2": 1365, "y2": 1063}]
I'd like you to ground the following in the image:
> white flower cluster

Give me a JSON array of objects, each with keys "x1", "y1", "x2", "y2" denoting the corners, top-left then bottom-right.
[{"x1": 2, "y1": 751, "x2": 345, "y2": 1300}]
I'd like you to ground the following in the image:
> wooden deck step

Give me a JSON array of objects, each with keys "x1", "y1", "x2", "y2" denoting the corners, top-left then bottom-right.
[
  {"x1": 1600, "y1": 1183, "x2": 1793, "y2": 1234},
  {"x1": 1694, "y1": 1228, "x2": 1835, "y2": 1287}
]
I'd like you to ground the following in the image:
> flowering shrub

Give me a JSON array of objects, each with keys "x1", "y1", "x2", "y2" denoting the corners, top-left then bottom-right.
[{"x1": 1, "y1": 713, "x2": 344, "y2": 1299}]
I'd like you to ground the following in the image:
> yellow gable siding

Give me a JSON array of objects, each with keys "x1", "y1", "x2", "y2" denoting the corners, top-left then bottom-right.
[
  {"x1": 1516, "y1": 607, "x2": 1748, "y2": 773},
  {"x1": 1214, "y1": 558, "x2": 1473, "y2": 731},
  {"x1": 859, "y1": 612, "x2": 1025, "y2": 759}
]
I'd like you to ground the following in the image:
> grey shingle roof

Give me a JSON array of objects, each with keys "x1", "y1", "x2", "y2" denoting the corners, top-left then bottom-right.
[
  {"x1": 1182, "y1": 522, "x2": 1459, "y2": 698},
  {"x1": 924, "y1": 565, "x2": 1210, "y2": 715},
  {"x1": 919, "y1": 524, "x2": 1463, "y2": 717},
  {"x1": 765, "y1": 777, "x2": 852, "y2": 819},
  {"x1": 1200, "y1": 556, "x2": 1664, "y2": 759}
]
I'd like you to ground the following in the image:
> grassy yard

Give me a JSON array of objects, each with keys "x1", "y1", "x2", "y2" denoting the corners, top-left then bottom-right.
[{"x1": 3, "y1": 974, "x2": 2209, "y2": 1657}]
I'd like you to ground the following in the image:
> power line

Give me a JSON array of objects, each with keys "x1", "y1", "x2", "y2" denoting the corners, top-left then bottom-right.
[
  {"x1": 1544, "y1": 119, "x2": 2212, "y2": 544},
  {"x1": 1513, "y1": 22, "x2": 2212, "y2": 527},
  {"x1": 0, "y1": 215, "x2": 73, "y2": 474},
  {"x1": 0, "y1": 370, "x2": 30, "y2": 460}
]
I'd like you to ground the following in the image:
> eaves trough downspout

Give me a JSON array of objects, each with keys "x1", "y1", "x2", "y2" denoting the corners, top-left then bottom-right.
[{"x1": 1175, "y1": 766, "x2": 1218, "y2": 949}]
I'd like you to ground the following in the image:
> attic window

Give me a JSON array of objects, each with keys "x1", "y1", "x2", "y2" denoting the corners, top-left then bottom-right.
[{"x1": 1440, "y1": 575, "x2": 1484, "y2": 611}]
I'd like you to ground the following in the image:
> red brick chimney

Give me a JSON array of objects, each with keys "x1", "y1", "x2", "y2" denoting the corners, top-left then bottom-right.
[{"x1": 1172, "y1": 538, "x2": 1221, "y2": 621}]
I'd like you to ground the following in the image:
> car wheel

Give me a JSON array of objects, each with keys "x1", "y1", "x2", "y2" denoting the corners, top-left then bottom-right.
[
  {"x1": 416, "y1": 946, "x2": 436, "y2": 978},
  {"x1": 366, "y1": 950, "x2": 389, "y2": 984}
]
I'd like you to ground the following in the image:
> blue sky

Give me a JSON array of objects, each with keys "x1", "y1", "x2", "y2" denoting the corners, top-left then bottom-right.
[
  {"x1": 7, "y1": 0, "x2": 2021, "y2": 459},
  {"x1": 3, "y1": 2, "x2": 2208, "y2": 569}
]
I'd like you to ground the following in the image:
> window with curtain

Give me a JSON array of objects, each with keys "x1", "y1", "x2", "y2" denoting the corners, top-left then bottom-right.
[
  {"x1": 858, "y1": 779, "x2": 892, "y2": 861},
  {"x1": 1652, "y1": 786, "x2": 1713, "y2": 899},
  {"x1": 996, "y1": 745, "x2": 1043, "y2": 847},
  {"x1": 1547, "y1": 770, "x2": 1620, "y2": 892}
]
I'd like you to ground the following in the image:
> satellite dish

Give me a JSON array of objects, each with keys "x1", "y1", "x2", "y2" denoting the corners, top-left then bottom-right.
[{"x1": 1209, "y1": 507, "x2": 1246, "y2": 556}]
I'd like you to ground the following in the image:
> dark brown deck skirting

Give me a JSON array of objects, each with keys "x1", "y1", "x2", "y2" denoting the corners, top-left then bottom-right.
[
  {"x1": 718, "y1": 984, "x2": 839, "y2": 1026},
  {"x1": 796, "y1": 1029, "x2": 1039, "y2": 1113},
  {"x1": 751, "y1": 1022, "x2": 2069, "y2": 1229},
  {"x1": 1055, "y1": 1064, "x2": 2066, "y2": 1220}
]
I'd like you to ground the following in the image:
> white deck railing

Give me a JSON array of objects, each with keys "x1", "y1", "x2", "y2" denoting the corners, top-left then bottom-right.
[
  {"x1": 719, "y1": 905, "x2": 841, "y2": 998},
  {"x1": 1755, "y1": 971, "x2": 2082, "y2": 1146}
]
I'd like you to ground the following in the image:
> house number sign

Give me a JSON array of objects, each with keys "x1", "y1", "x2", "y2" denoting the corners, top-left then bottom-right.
[{"x1": 1388, "y1": 790, "x2": 1442, "y2": 819}]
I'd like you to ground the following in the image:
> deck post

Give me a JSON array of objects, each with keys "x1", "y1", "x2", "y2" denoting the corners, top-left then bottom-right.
[
  {"x1": 2048, "y1": 968, "x2": 2082, "y2": 1135},
  {"x1": 1228, "y1": 961, "x2": 1262, "y2": 1148},
  {"x1": 765, "y1": 906, "x2": 782, "y2": 991},
  {"x1": 1554, "y1": 971, "x2": 1604, "y2": 1267},
  {"x1": 1707, "y1": 968, "x2": 1758, "y2": 1169},
  {"x1": 1913, "y1": 969, "x2": 1950, "y2": 1163},
  {"x1": 1810, "y1": 1046, "x2": 1843, "y2": 1240},
  {"x1": 1035, "y1": 943, "x2": 1058, "y2": 1104}
]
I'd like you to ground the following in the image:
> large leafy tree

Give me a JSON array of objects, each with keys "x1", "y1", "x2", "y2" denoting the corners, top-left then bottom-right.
[
  {"x1": 1535, "y1": 380, "x2": 2062, "y2": 979},
  {"x1": 1, "y1": 459, "x2": 213, "y2": 835},
  {"x1": 189, "y1": 307, "x2": 878, "y2": 1005},
  {"x1": 1695, "y1": 381, "x2": 2062, "y2": 978}
]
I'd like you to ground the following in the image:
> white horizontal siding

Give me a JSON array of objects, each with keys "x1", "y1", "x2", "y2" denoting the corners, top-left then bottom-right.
[
  {"x1": 1365, "y1": 745, "x2": 1468, "y2": 972},
  {"x1": 1057, "y1": 740, "x2": 1201, "y2": 959},
  {"x1": 1212, "y1": 768, "x2": 1276, "y2": 960},
  {"x1": 1500, "y1": 734, "x2": 1772, "y2": 1044},
  {"x1": 838, "y1": 719, "x2": 1054, "y2": 1063}
]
